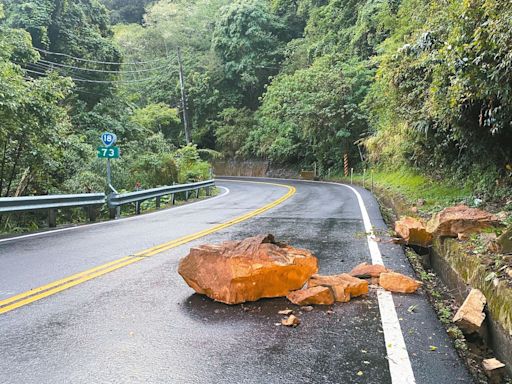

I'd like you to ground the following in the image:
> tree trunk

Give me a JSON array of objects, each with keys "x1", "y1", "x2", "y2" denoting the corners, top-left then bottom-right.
[
  {"x1": 4, "y1": 141, "x2": 23, "y2": 197},
  {"x1": 0, "y1": 140, "x2": 8, "y2": 196},
  {"x1": 14, "y1": 167, "x2": 31, "y2": 197}
]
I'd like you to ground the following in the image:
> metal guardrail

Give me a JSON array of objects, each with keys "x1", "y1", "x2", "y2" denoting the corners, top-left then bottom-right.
[
  {"x1": 107, "y1": 180, "x2": 215, "y2": 208},
  {"x1": 0, "y1": 193, "x2": 106, "y2": 213},
  {"x1": 0, "y1": 179, "x2": 216, "y2": 228},
  {"x1": 0, "y1": 193, "x2": 106, "y2": 228}
]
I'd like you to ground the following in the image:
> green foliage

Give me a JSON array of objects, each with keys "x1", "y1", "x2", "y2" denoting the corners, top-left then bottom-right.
[
  {"x1": 0, "y1": 22, "x2": 78, "y2": 197},
  {"x1": 212, "y1": 0, "x2": 287, "y2": 108},
  {"x1": 2, "y1": 0, "x2": 122, "y2": 105},
  {"x1": 100, "y1": 0, "x2": 153, "y2": 24},
  {"x1": 2, "y1": 0, "x2": 511, "y2": 225},
  {"x1": 130, "y1": 152, "x2": 178, "y2": 188},
  {"x1": 174, "y1": 144, "x2": 211, "y2": 183},
  {"x1": 349, "y1": 168, "x2": 471, "y2": 213},
  {"x1": 214, "y1": 107, "x2": 255, "y2": 158},
  {"x1": 130, "y1": 103, "x2": 181, "y2": 144},
  {"x1": 365, "y1": 0, "x2": 512, "y2": 191},
  {"x1": 247, "y1": 55, "x2": 371, "y2": 168}
]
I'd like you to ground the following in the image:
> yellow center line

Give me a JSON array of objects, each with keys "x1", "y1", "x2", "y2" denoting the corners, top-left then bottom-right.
[{"x1": 0, "y1": 181, "x2": 296, "y2": 315}]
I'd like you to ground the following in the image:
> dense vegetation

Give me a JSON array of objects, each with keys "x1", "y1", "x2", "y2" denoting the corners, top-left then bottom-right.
[{"x1": 0, "y1": 0, "x2": 510, "y2": 213}]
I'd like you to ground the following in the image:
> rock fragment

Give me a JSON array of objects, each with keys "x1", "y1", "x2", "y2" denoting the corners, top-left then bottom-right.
[
  {"x1": 395, "y1": 216, "x2": 433, "y2": 247},
  {"x1": 379, "y1": 272, "x2": 421, "y2": 293},
  {"x1": 453, "y1": 289, "x2": 486, "y2": 334},
  {"x1": 349, "y1": 263, "x2": 389, "y2": 278},
  {"x1": 308, "y1": 273, "x2": 368, "y2": 302},
  {"x1": 482, "y1": 358, "x2": 506, "y2": 383},
  {"x1": 497, "y1": 227, "x2": 512, "y2": 254},
  {"x1": 281, "y1": 314, "x2": 301, "y2": 327},
  {"x1": 278, "y1": 309, "x2": 293, "y2": 316},
  {"x1": 178, "y1": 234, "x2": 318, "y2": 304},
  {"x1": 287, "y1": 286, "x2": 335, "y2": 305},
  {"x1": 427, "y1": 205, "x2": 499, "y2": 238},
  {"x1": 482, "y1": 358, "x2": 505, "y2": 371}
]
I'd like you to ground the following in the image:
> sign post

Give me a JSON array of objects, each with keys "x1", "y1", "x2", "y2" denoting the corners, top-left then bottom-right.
[{"x1": 98, "y1": 132, "x2": 119, "y2": 191}]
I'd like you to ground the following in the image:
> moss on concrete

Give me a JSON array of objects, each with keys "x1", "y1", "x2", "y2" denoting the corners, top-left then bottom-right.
[{"x1": 436, "y1": 238, "x2": 512, "y2": 334}]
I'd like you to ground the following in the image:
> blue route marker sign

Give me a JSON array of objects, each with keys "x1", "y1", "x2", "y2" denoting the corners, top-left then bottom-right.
[{"x1": 101, "y1": 132, "x2": 117, "y2": 148}]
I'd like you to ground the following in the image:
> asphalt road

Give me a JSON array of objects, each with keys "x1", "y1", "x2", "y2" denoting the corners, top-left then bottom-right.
[{"x1": 0, "y1": 178, "x2": 474, "y2": 384}]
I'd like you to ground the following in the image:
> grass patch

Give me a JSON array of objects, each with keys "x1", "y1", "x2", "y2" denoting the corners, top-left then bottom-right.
[{"x1": 334, "y1": 168, "x2": 472, "y2": 214}]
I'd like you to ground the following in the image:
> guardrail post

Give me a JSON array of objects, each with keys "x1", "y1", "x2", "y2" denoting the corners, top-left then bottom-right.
[
  {"x1": 171, "y1": 194, "x2": 176, "y2": 205},
  {"x1": 155, "y1": 196, "x2": 161, "y2": 209},
  {"x1": 135, "y1": 202, "x2": 141, "y2": 215},
  {"x1": 48, "y1": 209, "x2": 57, "y2": 228},
  {"x1": 195, "y1": 189, "x2": 199, "y2": 199},
  {"x1": 206, "y1": 186, "x2": 211, "y2": 196},
  {"x1": 185, "y1": 191, "x2": 189, "y2": 201},
  {"x1": 109, "y1": 207, "x2": 120, "y2": 220},
  {"x1": 88, "y1": 206, "x2": 97, "y2": 222}
]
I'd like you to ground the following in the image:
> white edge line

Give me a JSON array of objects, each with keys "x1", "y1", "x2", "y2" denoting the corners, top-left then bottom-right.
[
  {"x1": 341, "y1": 183, "x2": 416, "y2": 384},
  {"x1": 221, "y1": 177, "x2": 416, "y2": 384},
  {"x1": 0, "y1": 186, "x2": 230, "y2": 245}
]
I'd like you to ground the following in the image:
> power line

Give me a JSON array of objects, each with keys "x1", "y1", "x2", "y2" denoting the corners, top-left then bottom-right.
[
  {"x1": 37, "y1": 58, "x2": 177, "y2": 74},
  {"x1": 34, "y1": 47, "x2": 169, "y2": 66},
  {"x1": 25, "y1": 62, "x2": 101, "y2": 82},
  {"x1": 21, "y1": 67, "x2": 176, "y2": 84},
  {"x1": 23, "y1": 60, "x2": 178, "y2": 84}
]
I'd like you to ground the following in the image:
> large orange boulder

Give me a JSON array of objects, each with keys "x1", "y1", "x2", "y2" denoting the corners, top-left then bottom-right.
[
  {"x1": 178, "y1": 234, "x2": 318, "y2": 304},
  {"x1": 349, "y1": 262, "x2": 389, "y2": 278},
  {"x1": 308, "y1": 273, "x2": 368, "y2": 302},
  {"x1": 287, "y1": 286, "x2": 335, "y2": 305},
  {"x1": 427, "y1": 205, "x2": 499, "y2": 238},
  {"x1": 379, "y1": 272, "x2": 421, "y2": 293},
  {"x1": 395, "y1": 216, "x2": 433, "y2": 247}
]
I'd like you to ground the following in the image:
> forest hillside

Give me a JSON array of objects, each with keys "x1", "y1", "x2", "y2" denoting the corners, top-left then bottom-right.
[{"x1": 0, "y1": 0, "x2": 510, "y2": 206}]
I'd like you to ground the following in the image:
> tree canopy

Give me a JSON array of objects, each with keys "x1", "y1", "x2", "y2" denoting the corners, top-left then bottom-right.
[{"x1": 1, "y1": 0, "x2": 511, "y2": 212}]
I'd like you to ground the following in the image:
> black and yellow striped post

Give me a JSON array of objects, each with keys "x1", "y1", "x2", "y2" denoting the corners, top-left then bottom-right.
[{"x1": 344, "y1": 154, "x2": 349, "y2": 177}]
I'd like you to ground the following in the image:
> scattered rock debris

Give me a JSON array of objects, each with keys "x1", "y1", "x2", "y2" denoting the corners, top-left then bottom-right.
[
  {"x1": 178, "y1": 234, "x2": 318, "y2": 304},
  {"x1": 453, "y1": 289, "x2": 487, "y2": 334},
  {"x1": 179, "y1": 235, "x2": 423, "y2": 331},
  {"x1": 426, "y1": 205, "x2": 500, "y2": 238},
  {"x1": 497, "y1": 227, "x2": 512, "y2": 254},
  {"x1": 482, "y1": 358, "x2": 506, "y2": 384},
  {"x1": 349, "y1": 262, "x2": 389, "y2": 278},
  {"x1": 379, "y1": 272, "x2": 421, "y2": 293},
  {"x1": 281, "y1": 314, "x2": 301, "y2": 327},
  {"x1": 278, "y1": 309, "x2": 294, "y2": 316},
  {"x1": 482, "y1": 357, "x2": 505, "y2": 371},
  {"x1": 287, "y1": 286, "x2": 335, "y2": 306},
  {"x1": 395, "y1": 216, "x2": 433, "y2": 247}
]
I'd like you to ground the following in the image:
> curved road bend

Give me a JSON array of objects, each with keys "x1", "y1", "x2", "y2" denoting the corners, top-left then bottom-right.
[{"x1": 0, "y1": 178, "x2": 473, "y2": 384}]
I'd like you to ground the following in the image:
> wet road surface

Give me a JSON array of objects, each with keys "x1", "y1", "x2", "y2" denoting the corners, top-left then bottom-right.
[{"x1": 0, "y1": 178, "x2": 474, "y2": 383}]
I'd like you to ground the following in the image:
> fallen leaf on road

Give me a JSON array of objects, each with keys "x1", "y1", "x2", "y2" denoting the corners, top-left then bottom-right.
[
  {"x1": 357, "y1": 371, "x2": 364, "y2": 376},
  {"x1": 429, "y1": 346, "x2": 438, "y2": 351}
]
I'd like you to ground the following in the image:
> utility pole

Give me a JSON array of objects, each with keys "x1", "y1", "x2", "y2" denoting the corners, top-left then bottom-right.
[{"x1": 177, "y1": 47, "x2": 191, "y2": 144}]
